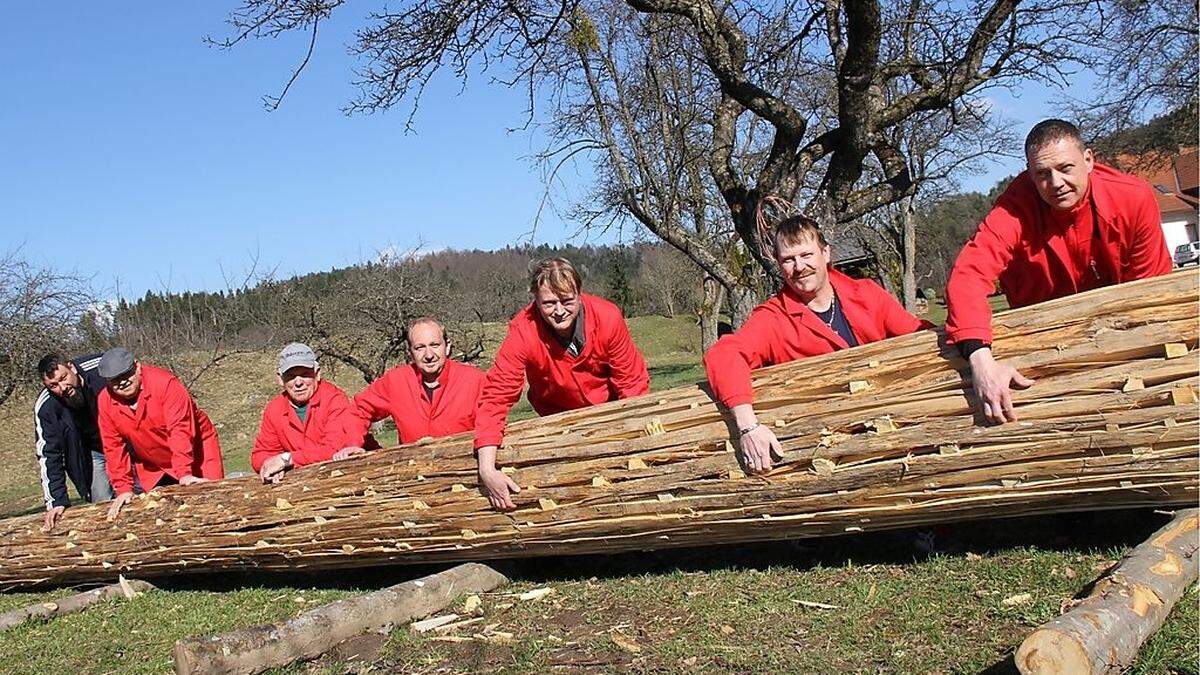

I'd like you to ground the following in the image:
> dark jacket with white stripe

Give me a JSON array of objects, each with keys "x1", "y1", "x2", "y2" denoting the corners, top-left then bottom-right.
[{"x1": 34, "y1": 354, "x2": 106, "y2": 509}]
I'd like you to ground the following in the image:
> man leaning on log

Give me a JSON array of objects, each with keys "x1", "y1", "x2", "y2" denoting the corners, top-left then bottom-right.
[
  {"x1": 97, "y1": 347, "x2": 225, "y2": 520},
  {"x1": 945, "y1": 119, "x2": 1174, "y2": 424},
  {"x1": 251, "y1": 343, "x2": 368, "y2": 484},
  {"x1": 475, "y1": 257, "x2": 651, "y2": 510},
  {"x1": 704, "y1": 214, "x2": 931, "y2": 473},
  {"x1": 343, "y1": 316, "x2": 485, "y2": 449}
]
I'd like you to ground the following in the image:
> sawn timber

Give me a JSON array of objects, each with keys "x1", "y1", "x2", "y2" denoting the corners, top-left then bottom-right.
[{"x1": 1, "y1": 271, "x2": 1197, "y2": 589}]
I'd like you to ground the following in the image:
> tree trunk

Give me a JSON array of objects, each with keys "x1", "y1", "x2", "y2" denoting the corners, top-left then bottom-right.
[
  {"x1": 1015, "y1": 509, "x2": 1199, "y2": 675},
  {"x1": 0, "y1": 273, "x2": 1195, "y2": 590},
  {"x1": 172, "y1": 563, "x2": 507, "y2": 675},
  {"x1": 698, "y1": 275, "x2": 725, "y2": 351},
  {"x1": 900, "y1": 195, "x2": 918, "y2": 311},
  {"x1": 0, "y1": 578, "x2": 156, "y2": 630},
  {"x1": 728, "y1": 284, "x2": 757, "y2": 330}
]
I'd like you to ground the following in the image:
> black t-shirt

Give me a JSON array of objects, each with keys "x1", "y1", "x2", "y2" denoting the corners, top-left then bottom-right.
[{"x1": 814, "y1": 296, "x2": 858, "y2": 347}]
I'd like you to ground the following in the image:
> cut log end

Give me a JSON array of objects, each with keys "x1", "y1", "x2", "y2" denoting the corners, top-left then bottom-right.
[{"x1": 1016, "y1": 628, "x2": 1093, "y2": 675}]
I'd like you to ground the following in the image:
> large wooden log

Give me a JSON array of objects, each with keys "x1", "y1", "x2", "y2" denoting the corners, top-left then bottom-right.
[
  {"x1": 1015, "y1": 509, "x2": 1199, "y2": 674},
  {"x1": 0, "y1": 272, "x2": 1196, "y2": 589},
  {"x1": 172, "y1": 562, "x2": 507, "y2": 675}
]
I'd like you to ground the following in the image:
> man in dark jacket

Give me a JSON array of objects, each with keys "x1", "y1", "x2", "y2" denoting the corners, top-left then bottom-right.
[{"x1": 34, "y1": 353, "x2": 115, "y2": 531}]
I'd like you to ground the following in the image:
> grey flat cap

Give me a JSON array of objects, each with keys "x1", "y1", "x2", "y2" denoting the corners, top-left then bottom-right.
[
  {"x1": 98, "y1": 347, "x2": 136, "y2": 379},
  {"x1": 277, "y1": 342, "x2": 318, "y2": 374}
]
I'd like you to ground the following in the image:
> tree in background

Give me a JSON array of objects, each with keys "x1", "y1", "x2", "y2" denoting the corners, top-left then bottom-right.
[
  {"x1": 214, "y1": 0, "x2": 1113, "y2": 347},
  {"x1": 0, "y1": 250, "x2": 95, "y2": 407},
  {"x1": 1072, "y1": 0, "x2": 1198, "y2": 154}
]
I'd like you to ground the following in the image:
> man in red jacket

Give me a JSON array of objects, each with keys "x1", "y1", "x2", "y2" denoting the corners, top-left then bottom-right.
[
  {"x1": 476, "y1": 257, "x2": 650, "y2": 510},
  {"x1": 97, "y1": 347, "x2": 225, "y2": 520},
  {"x1": 704, "y1": 214, "x2": 929, "y2": 473},
  {"x1": 345, "y1": 317, "x2": 485, "y2": 448},
  {"x1": 946, "y1": 119, "x2": 1173, "y2": 424},
  {"x1": 252, "y1": 343, "x2": 366, "y2": 484}
]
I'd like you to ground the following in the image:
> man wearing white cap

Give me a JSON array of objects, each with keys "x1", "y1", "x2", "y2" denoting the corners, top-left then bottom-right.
[
  {"x1": 251, "y1": 343, "x2": 368, "y2": 483},
  {"x1": 96, "y1": 347, "x2": 224, "y2": 520}
]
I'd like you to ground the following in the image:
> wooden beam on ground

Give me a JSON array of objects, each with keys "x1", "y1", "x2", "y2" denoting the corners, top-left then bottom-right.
[
  {"x1": 1016, "y1": 509, "x2": 1199, "y2": 675},
  {"x1": 0, "y1": 577, "x2": 155, "y2": 630},
  {"x1": 0, "y1": 272, "x2": 1197, "y2": 588},
  {"x1": 172, "y1": 562, "x2": 507, "y2": 675}
]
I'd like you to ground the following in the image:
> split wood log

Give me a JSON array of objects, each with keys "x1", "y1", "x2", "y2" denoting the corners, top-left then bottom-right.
[
  {"x1": 172, "y1": 562, "x2": 507, "y2": 675},
  {"x1": 0, "y1": 272, "x2": 1197, "y2": 588},
  {"x1": 1015, "y1": 508, "x2": 1199, "y2": 675},
  {"x1": 0, "y1": 577, "x2": 155, "y2": 630}
]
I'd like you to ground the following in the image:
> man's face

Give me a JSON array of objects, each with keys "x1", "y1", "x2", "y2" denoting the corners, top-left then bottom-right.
[
  {"x1": 408, "y1": 322, "x2": 450, "y2": 379},
  {"x1": 776, "y1": 236, "x2": 832, "y2": 298},
  {"x1": 277, "y1": 366, "x2": 320, "y2": 405},
  {"x1": 107, "y1": 363, "x2": 142, "y2": 401},
  {"x1": 42, "y1": 363, "x2": 83, "y2": 404},
  {"x1": 534, "y1": 284, "x2": 580, "y2": 337},
  {"x1": 1027, "y1": 138, "x2": 1094, "y2": 211}
]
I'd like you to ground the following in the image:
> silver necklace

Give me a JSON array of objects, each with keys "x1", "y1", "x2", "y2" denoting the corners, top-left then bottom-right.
[{"x1": 817, "y1": 293, "x2": 837, "y2": 329}]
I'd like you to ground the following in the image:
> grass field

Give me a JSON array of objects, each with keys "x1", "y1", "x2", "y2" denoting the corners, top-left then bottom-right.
[{"x1": 0, "y1": 313, "x2": 1195, "y2": 674}]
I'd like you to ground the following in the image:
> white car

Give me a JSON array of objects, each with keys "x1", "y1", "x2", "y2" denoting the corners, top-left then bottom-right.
[{"x1": 1174, "y1": 241, "x2": 1200, "y2": 267}]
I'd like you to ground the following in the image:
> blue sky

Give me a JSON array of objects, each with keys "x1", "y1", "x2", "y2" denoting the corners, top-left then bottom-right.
[{"x1": 0, "y1": 3, "x2": 1079, "y2": 299}]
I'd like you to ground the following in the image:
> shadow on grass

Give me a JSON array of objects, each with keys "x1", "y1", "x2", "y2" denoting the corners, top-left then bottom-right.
[{"x1": 149, "y1": 507, "x2": 1172, "y2": 595}]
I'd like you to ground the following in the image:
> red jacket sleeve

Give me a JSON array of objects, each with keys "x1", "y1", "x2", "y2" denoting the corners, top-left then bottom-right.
[
  {"x1": 703, "y1": 305, "x2": 779, "y2": 409},
  {"x1": 250, "y1": 406, "x2": 284, "y2": 473},
  {"x1": 474, "y1": 324, "x2": 530, "y2": 449},
  {"x1": 944, "y1": 202, "x2": 1022, "y2": 344},
  {"x1": 1126, "y1": 183, "x2": 1174, "y2": 279},
  {"x1": 290, "y1": 389, "x2": 356, "y2": 467},
  {"x1": 98, "y1": 401, "x2": 135, "y2": 495},
  {"x1": 604, "y1": 309, "x2": 650, "y2": 399},
  {"x1": 349, "y1": 376, "x2": 394, "y2": 442},
  {"x1": 159, "y1": 376, "x2": 202, "y2": 480}
]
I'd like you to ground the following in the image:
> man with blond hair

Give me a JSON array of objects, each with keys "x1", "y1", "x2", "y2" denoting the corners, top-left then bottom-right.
[
  {"x1": 346, "y1": 316, "x2": 486, "y2": 449},
  {"x1": 704, "y1": 215, "x2": 929, "y2": 473},
  {"x1": 475, "y1": 257, "x2": 650, "y2": 510}
]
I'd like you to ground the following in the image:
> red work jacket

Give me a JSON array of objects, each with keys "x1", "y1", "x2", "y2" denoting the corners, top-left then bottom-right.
[
  {"x1": 251, "y1": 380, "x2": 362, "y2": 472},
  {"x1": 350, "y1": 359, "x2": 485, "y2": 446},
  {"x1": 945, "y1": 163, "x2": 1173, "y2": 344},
  {"x1": 474, "y1": 293, "x2": 650, "y2": 448},
  {"x1": 704, "y1": 269, "x2": 930, "y2": 408},
  {"x1": 97, "y1": 364, "x2": 224, "y2": 494}
]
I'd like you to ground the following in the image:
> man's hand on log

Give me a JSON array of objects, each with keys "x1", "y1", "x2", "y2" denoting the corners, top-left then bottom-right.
[
  {"x1": 106, "y1": 492, "x2": 134, "y2": 521},
  {"x1": 260, "y1": 454, "x2": 292, "y2": 484},
  {"x1": 42, "y1": 505, "x2": 65, "y2": 532},
  {"x1": 179, "y1": 475, "x2": 211, "y2": 487},
  {"x1": 476, "y1": 446, "x2": 520, "y2": 511},
  {"x1": 730, "y1": 404, "x2": 782, "y2": 473},
  {"x1": 968, "y1": 348, "x2": 1035, "y2": 424},
  {"x1": 332, "y1": 447, "x2": 368, "y2": 461}
]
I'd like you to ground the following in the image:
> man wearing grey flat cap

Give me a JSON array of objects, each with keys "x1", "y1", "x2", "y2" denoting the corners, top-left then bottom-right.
[
  {"x1": 250, "y1": 343, "x2": 369, "y2": 484},
  {"x1": 96, "y1": 347, "x2": 224, "y2": 520}
]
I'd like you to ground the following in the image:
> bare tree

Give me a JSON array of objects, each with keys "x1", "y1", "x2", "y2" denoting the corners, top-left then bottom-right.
[
  {"x1": 277, "y1": 249, "x2": 486, "y2": 384},
  {"x1": 214, "y1": 0, "x2": 1123, "y2": 342},
  {"x1": 0, "y1": 249, "x2": 96, "y2": 407},
  {"x1": 1071, "y1": 0, "x2": 1198, "y2": 152}
]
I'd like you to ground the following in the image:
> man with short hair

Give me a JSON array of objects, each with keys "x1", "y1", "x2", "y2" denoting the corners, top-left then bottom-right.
[
  {"x1": 97, "y1": 347, "x2": 225, "y2": 520},
  {"x1": 346, "y1": 317, "x2": 485, "y2": 448},
  {"x1": 475, "y1": 257, "x2": 651, "y2": 510},
  {"x1": 704, "y1": 214, "x2": 930, "y2": 473},
  {"x1": 946, "y1": 119, "x2": 1173, "y2": 424},
  {"x1": 252, "y1": 343, "x2": 366, "y2": 484},
  {"x1": 33, "y1": 353, "x2": 116, "y2": 531}
]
